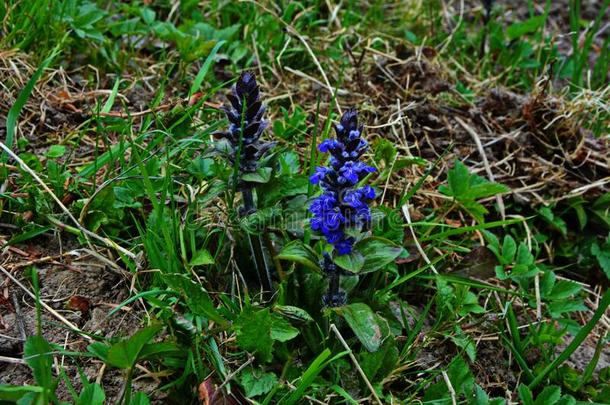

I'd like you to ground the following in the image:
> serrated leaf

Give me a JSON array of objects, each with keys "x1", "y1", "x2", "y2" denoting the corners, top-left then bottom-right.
[
  {"x1": 547, "y1": 280, "x2": 581, "y2": 300},
  {"x1": 277, "y1": 241, "x2": 320, "y2": 271},
  {"x1": 234, "y1": 308, "x2": 274, "y2": 362}
]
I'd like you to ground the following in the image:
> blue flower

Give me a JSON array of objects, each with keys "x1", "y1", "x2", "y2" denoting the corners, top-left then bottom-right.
[{"x1": 308, "y1": 109, "x2": 375, "y2": 257}]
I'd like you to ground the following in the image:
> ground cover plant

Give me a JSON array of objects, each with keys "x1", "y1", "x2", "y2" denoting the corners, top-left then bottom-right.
[{"x1": 0, "y1": 0, "x2": 609, "y2": 403}]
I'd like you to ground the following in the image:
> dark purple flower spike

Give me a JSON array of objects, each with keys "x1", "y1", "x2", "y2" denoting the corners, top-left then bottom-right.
[{"x1": 219, "y1": 72, "x2": 275, "y2": 206}]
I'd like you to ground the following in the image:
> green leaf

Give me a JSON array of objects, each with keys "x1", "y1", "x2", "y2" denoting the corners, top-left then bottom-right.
[
  {"x1": 130, "y1": 392, "x2": 151, "y2": 405},
  {"x1": 277, "y1": 241, "x2": 320, "y2": 271},
  {"x1": 534, "y1": 386, "x2": 561, "y2": 405},
  {"x1": 547, "y1": 280, "x2": 581, "y2": 300},
  {"x1": 273, "y1": 305, "x2": 314, "y2": 322},
  {"x1": 239, "y1": 368, "x2": 278, "y2": 397},
  {"x1": 234, "y1": 308, "x2": 274, "y2": 362},
  {"x1": 0, "y1": 386, "x2": 44, "y2": 402},
  {"x1": 355, "y1": 237, "x2": 403, "y2": 273},
  {"x1": 87, "y1": 342, "x2": 110, "y2": 363},
  {"x1": 270, "y1": 316, "x2": 299, "y2": 342},
  {"x1": 516, "y1": 243, "x2": 534, "y2": 266},
  {"x1": 518, "y1": 384, "x2": 534, "y2": 405},
  {"x1": 45, "y1": 145, "x2": 66, "y2": 158},
  {"x1": 3, "y1": 46, "x2": 60, "y2": 163},
  {"x1": 502, "y1": 235, "x2": 517, "y2": 264},
  {"x1": 592, "y1": 240, "x2": 610, "y2": 279},
  {"x1": 189, "y1": 40, "x2": 225, "y2": 98},
  {"x1": 507, "y1": 15, "x2": 546, "y2": 40},
  {"x1": 77, "y1": 384, "x2": 105, "y2": 405},
  {"x1": 106, "y1": 324, "x2": 163, "y2": 369},
  {"x1": 445, "y1": 160, "x2": 470, "y2": 198},
  {"x1": 284, "y1": 349, "x2": 334, "y2": 405},
  {"x1": 333, "y1": 251, "x2": 364, "y2": 273},
  {"x1": 189, "y1": 249, "x2": 215, "y2": 266},
  {"x1": 242, "y1": 167, "x2": 272, "y2": 183},
  {"x1": 334, "y1": 303, "x2": 386, "y2": 352},
  {"x1": 24, "y1": 335, "x2": 54, "y2": 390},
  {"x1": 162, "y1": 274, "x2": 227, "y2": 326}
]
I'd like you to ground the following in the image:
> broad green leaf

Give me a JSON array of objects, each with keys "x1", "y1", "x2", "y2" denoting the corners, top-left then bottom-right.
[
  {"x1": 130, "y1": 392, "x2": 151, "y2": 405},
  {"x1": 333, "y1": 251, "x2": 364, "y2": 273},
  {"x1": 189, "y1": 249, "x2": 214, "y2": 266},
  {"x1": 270, "y1": 317, "x2": 299, "y2": 342},
  {"x1": 518, "y1": 384, "x2": 534, "y2": 405},
  {"x1": 507, "y1": 15, "x2": 546, "y2": 40},
  {"x1": 239, "y1": 368, "x2": 277, "y2": 397},
  {"x1": 45, "y1": 145, "x2": 66, "y2": 158},
  {"x1": 516, "y1": 243, "x2": 534, "y2": 266},
  {"x1": 334, "y1": 303, "x2": 386, "y2": 352},
  {"x1": 502, "y1": 235, "x2": 517, "y2": 264},
  {"x1": 547, "y1": 280, "x2": 581, "y2": 300},
  {"x1": 242, "y1": 167, "x2": 272, "y2": 183},
  {"x1": 445, "y1": 160, "x2": 470, "y2": 198},
  {"x1": 355, "y1": 237, "x2": 403, "y2": 273},
  {"x1": 107, "y1": 324, "x2": 163, "y2": 369},
  {"x1": 534, "y1": 386, "x2": 561, "y2": 405},
  {"x1": 0, "y1": 385, "x2": 44, "y2": 402},
  {"x1": 234, "y1": 308, "x2": 274, "y2": 362},
  {"x1": 277, "y1": 241, "x2": 320, "y2": 271},
  {"x1": 77, "y1": 384, "x2": 105, "y2": 405},
  {"x1": 86, "y1": 342, "x2": 110, "y2": 363},
  {"x1": 24, "y1": 335, "x2": 54, "y2": 390}
]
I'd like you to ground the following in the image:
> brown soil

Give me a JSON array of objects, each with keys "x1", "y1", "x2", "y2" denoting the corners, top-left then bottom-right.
[{"x1": 0, "y1": 234, "x2": 165, "y2": 402}]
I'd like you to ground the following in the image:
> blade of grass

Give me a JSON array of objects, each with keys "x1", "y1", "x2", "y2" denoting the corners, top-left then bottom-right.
[
  {"x1": 2, "y1": 43, "x2": 61, "y2": 163},
  {"x1": 188, "y1": 40, "x2": 225, "y2": 98},
  {"x1": 528, "y1": 287, "x2": 610, "y2": 389}
]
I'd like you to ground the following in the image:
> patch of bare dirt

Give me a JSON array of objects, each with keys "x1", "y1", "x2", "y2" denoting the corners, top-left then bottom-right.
[{"x1": 0, "y1": 233, "x2": 165, "y2": 402}]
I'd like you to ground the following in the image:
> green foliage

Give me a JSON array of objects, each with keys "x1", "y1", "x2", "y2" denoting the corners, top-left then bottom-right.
[
  {"x1": 233, "y1": 307, "x2": 299, "y2": 362},
  {"x1": 439, "y1": 160, "x2": 509, "y2": 222}
]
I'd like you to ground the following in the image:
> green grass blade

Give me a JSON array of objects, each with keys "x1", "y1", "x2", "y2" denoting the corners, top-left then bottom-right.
[
  {"x1": 188, "y1": 40, "x2": 225, "y2": 98},
  {"x1": 2, "y1": 46, "x2": 60, "y2": 163},
  {"x1": 529, "y1": 287, "x2": 610, "y2": 389}
]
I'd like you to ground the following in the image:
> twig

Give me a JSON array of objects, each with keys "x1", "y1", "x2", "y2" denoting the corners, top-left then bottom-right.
[
  {"x1": 0, "y1": 140, "x2": 136, "y2": 259},
  {"x1": 442, "y1": 370, "x2": 457, "y2": 405},
  {"x1": 330, "y1": 324, "x2": 383, "y2": 405},
  {"x1": 0, "y1": 265, "x2": 92, "y2": 342},
  {"x1": 402, "y1": 202, "x2": 439, "y2": 274},
  {"x1": 217, "y1": 355, "x2": 254, "y2": 391},
  {"x1": 0, "y1": 355, "x2": 26, "y2": 365}
]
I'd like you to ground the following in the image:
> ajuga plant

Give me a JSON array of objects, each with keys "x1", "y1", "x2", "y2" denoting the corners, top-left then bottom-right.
[
  {"x1": 218, "y1": 72, "x2": 275, "y2": 291},
  {"x1": 219, "y1": 72, "x2": 275, "y2": 213},
  {"x1": 309, "y1": 109, "x2": 376, "y2": 306}
]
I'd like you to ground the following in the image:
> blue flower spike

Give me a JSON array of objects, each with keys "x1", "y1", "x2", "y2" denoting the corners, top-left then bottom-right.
[{"x1": 309, "y1": 109, "x2": 376, "y2": 306}]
